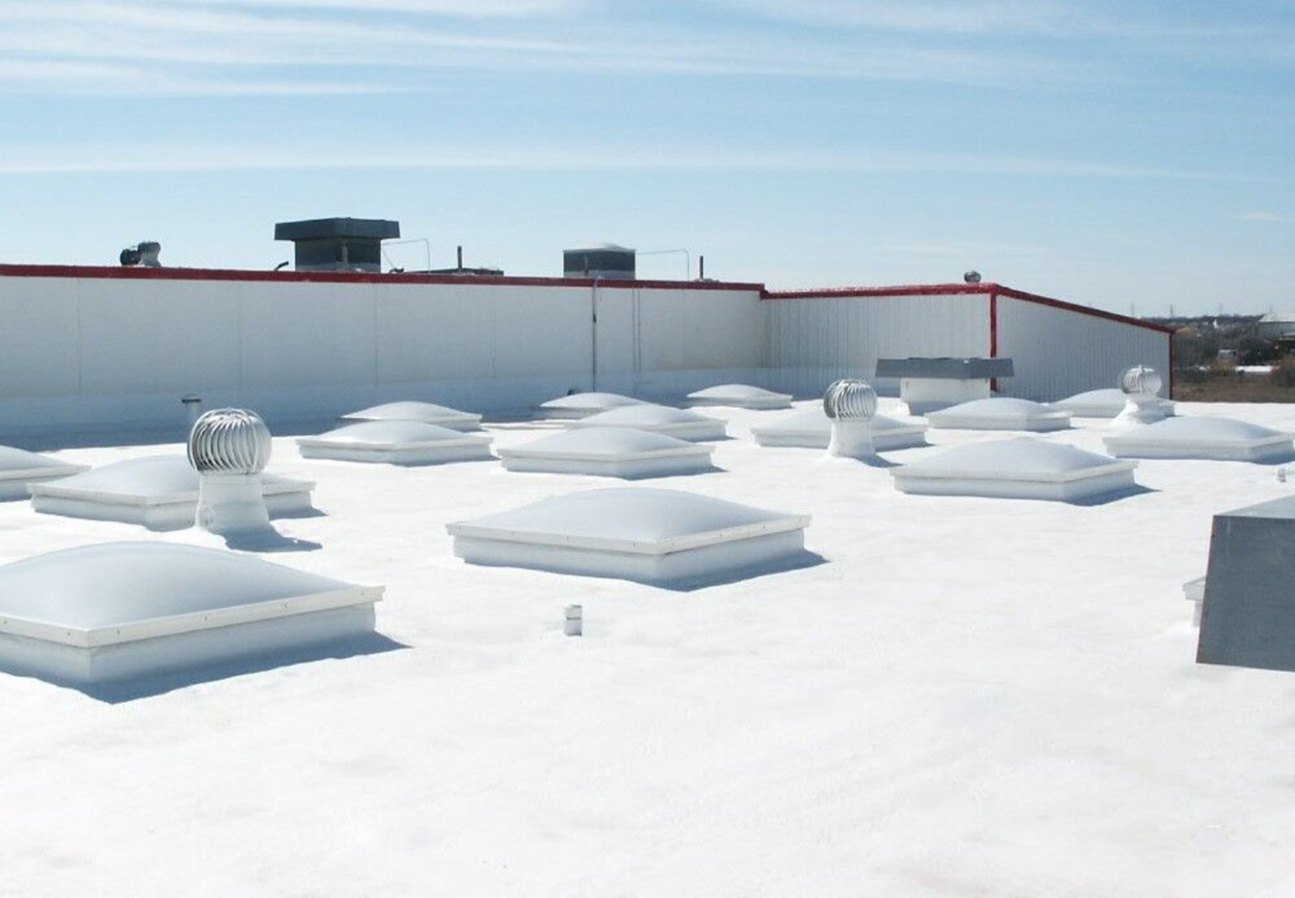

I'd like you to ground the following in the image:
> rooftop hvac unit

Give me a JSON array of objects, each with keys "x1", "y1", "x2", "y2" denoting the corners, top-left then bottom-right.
[
  {"x1": 274, "y1": 217, "x2": 400, "y2": 273},
  {"x1": 564, "y1": 244, "x2": 636, "y2": 280}
]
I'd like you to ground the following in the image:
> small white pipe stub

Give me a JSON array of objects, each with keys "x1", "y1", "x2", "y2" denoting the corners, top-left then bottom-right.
[{"x1": 564, "y1": 604, "x2": 583, "y2": 637}]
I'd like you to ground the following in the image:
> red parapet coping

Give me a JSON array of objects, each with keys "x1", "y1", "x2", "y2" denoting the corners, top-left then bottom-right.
[
  {"x1": 763, "y1": 282, "x2": 1176, "y2": 335},
  {"x1": 0, "y1": 263, "x2": 765, "y2": 294}
]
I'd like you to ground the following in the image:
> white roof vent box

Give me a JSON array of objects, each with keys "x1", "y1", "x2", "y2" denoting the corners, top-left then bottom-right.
[
  {"x1": 497, "y1": 428, "x2": 716, "y2": 479},
  {"x1": 565, "y1": 405, "x2": 727, "y2": 441},
  {"x1": 890, "y1": 438, "x2": 1139, "y2": 502},
  {"x1": 686, "y1": 384, "x2": 793, "y2": 410},
  {"x1": 537, "y1": 392, "x2": 650, "y2": 420},
  {"x1": 0, "y1": 542, "x2": 383, "y2": 695},
  {"x1": 447, "y1": 488, "x2": 814, "y2": 588},
  {"x1": 1103, "y1": 417, "x2": 1295, "y2": 463},
  {"x1": 339, "y1": 401, "x2": 481, "y2": 432},
  {"x1": 29, "y1": 456, "x2": 315, "y2": 531},
  {"x1": 751, "y1": 409, "x2": 928, "y2": 451},
  {"x1": 0, "y1": 446, "x2": 87, "y2": 501},
  {"x1": 297, "y1": 421, "x2": 494, "y2": 465},
  {"x1": 926, "y1": 398, "x2": 1071, "y2": 432}
]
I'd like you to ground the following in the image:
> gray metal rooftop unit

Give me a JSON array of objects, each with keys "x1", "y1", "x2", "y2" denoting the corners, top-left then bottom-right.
[
  {"x1": 274, "y1": 217, "x2": 400, "y2": 273},
  {"x1": 564, "y1": 244, "x2": 636, "y2": 280}
]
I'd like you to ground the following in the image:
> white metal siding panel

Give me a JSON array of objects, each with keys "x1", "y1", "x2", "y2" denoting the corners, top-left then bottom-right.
[
  {"x1": 765, "y1": 294, "x2": 988, "y2": 396},
  {"x1": 995, "y1": 297, "x2": 1171, "y2": 401}
]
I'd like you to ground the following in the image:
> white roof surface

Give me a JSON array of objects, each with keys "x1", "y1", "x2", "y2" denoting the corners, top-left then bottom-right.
[{"x1": 4, "y1": 399, "x2": 1295, "y2": 896}]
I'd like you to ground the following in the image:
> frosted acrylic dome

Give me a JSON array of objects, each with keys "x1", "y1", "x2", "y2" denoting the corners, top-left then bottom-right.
[
  {"x1": 0, "y1": 445, "x2": 87, "y2": 501},
  {"x1": 28, "y1": 455, "x2": 315, "y2": 530},
  {"x1": 297, "y1": 420, "x2": 494, "y2": 465},
  {"x1": 566, "y1": 405, "x2": 727, "y2": 441},
  {"x1": 891, "y1": 438, "x2": 1138, "y2": 501},
  {"x1": 538, "y1": 392, "x2": 649, "y2": 419},
  {"x1": 926, "y1": 398, "x2": 1071, "y2": 432},
  {"x1": 497, "y1": 427, "x2": 715, "y2": 478},
  {"x1": 751, "y1": 409, "x2": 927, "y2": 451},
  {"x1": 1103, "y1": 416, "x2": 1295, "y2": 462},
  {"x1": 0, "y1": 542, "x2": 381, "y2": 688},
  {"x1": 447, "y1": 488, "x2": 811, "y2": 586},
  {"x1": 340, "y1": 401, "x2": 481, "y2": 431},
  {"x1": 687, "y1": 384, "x2": 793, "y2": 410},
  {"x1": 1054, "y1": 388, "x2": 1175, "y2": 419}
]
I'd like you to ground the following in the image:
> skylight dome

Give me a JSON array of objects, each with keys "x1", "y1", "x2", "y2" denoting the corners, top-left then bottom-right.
[
  {"x1": 496, "y1": 427, "x2": 715, "y2": 478},
  {"x1": 750, "y1": 409, "x2": 928, "y2": 450},
  {"x1": 447, "y1": 488, "x2": 812, "y2": 587},
  {"x1": 1054, "y1": 388, "x2": 1175, "y2": 419},
  {"x1": 0, "y1": 542, "x2": 382, "y2": 689},
  {"x1": 890, "y1": 438, "x2": 1138, "y2": 501},
  {"x1": 0, "y1": 446, "x2": 87, "y2": 501},
  {"x1": 565, "y1": 405, "x2": 727, "y2": 441},
  {"x1": 686, "y1": 384, "x2": 793, "y2": 410},
  {"x1": 1103, "y1": 416, "x2": 1295, "y2": 462},
  {"x1": 926, "y1": 398, "x2": 1071, "y2": 432},
  {"x1": 29, "y1": 456, "x2": 315, "y2": 531},
  {"x1": 537, "y1": 392, "x2": 650, "y2": 419},
  {"x1": 340, "y1": 401, "x2": 481, "y2": 432},
  {"x1": 297, "y1": 420, "x2": 494, "y2": 465}
]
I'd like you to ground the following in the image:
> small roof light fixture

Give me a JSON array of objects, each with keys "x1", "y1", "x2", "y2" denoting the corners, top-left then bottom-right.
[
  {"x1": 686, "y1": 384, "x2": 793, "y2": 410},
  {"x1": 188, "y1": 408, "x2": 274, "y2": 537},
  {"x1": 823, "y1": 379, "x2": 881, "y2": 461},
  {"x1": 297, "y1": 421, "x2": 493, "y2": 466},
  {"x1": 1103, "y1": 417, "x2": 1295, "y2": 463},
  {"x1": 565, "y1": 405, "x2": 727, "y2": 442},
  {"x1": 496, "y1": 427, "x2": 715, "y2": 479},
  {"x1": 28, "y1": 456, "x2": 314, "y2": 531},
  {"x1": 926, "y1": 397, "x2": 1071, "y2": 432},
  {"x1": 339, "y1": 401, "x2": 482, "y2": 432},
  {"x1": 447, "y1": 488, "x2": 812, "y2": 588},
  {"x1": 750, "y1": 408, "x2": 928, "y2": 451},
  {"x1": 890, "y1": 438, "x2": 1139, "y2": 502},
  {"x1": 0, "y1": 446, "x2": 87, "y2": 502},
  {"x1": 537, "y1": 392, "x2": 650, "y2": 420},
  {"x1": 0, "y1": 542, "x2": 382, "y2": 692},
  {"x1": 1112, "y1": 365, "x2": 1169, "y2": 427},
  {"x1": 964, "y1": 270, "x2": 982, "y2": 284}
]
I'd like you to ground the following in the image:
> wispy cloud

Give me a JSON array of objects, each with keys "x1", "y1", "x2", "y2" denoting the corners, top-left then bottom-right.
[
  {"x1": 0, "y1": 141, "x2": 1273, "y2": 183},
  {"x1": 1233, "y1": 211, "x2": 1289, "y2": 223}
]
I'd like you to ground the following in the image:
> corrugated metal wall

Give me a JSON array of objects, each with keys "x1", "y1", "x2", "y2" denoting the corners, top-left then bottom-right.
[
  {"x1": 994, "y1": 296, "x2": 1171, "y2": 401},
  {"x1": 765, "y1": 294, "x2": 990, "y2": 396}
]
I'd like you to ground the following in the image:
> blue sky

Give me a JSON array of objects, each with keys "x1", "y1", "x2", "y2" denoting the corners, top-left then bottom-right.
[{"x1": 1, "y1": 0, "x2": 1292, "y2": 315}]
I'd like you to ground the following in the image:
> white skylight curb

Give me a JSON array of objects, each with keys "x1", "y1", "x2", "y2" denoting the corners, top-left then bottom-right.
[
  {"x1": 29, "y1": 456, "x2": 314, "y2": 531},
  {"x1": 687, "y1": 384, "x2": 793, "y2": 409},
  {"x1": 751, "y1": 410, "x2": 928, "y2": 450},
  {"x1": 926, "y1": 398, "x2": 1072, "y2": 432},
  {"x1": 297, "y1": 421, "x2": 494, "y2": 465},
  {"x1": 339, "y1": 401, "x2": 481, "y2": 431},
  {"x1": 537, "y1": 392, "x2": 650, "y2": 419},
  {"x1": 497, "y1": 427, "x2": 714, "y2": 478},
  {"x1": 564, "y1": 405, "x2": 727, "y2": 441},
  {"x1": 891, "y1": 439, "x2": 1138, "y2": 501},
  {"x1": 1103, "y1": 417, "x2": 1295, "y2": 462},
  {"x1": 447, "y1": 488, "x2": 811, "y2": 586},
  {"x1": 0, "y1": 446, "x2": 88, "y2": 501}
]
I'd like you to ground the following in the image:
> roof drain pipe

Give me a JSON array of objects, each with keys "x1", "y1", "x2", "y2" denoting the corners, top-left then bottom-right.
[
  {"x1": 181, "y1": 395, "x2": 203, "y2": 430},
  {"x1": 824, "y1": 379, "x2": 881, "y2": 464}
]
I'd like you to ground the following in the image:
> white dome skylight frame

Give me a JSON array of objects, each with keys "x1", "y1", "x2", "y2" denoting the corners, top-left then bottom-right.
[
  {"x1": 497, "y1": 427, "x2": 715, "y2": 478},
  {"x1": 0, "y1": 446, "x2": 87, "y2": 502},
  {"x1": 564, "y1": 405, "x2": 727, "y2": 441},
  {"x1": 926, "y1": 398, "x2": 1072, "y2": 432},
  {"x1": 686, "y1": 384, "x2": 793, "y2": 410},
  {"x1": 339, "y1": 401, "x2": 482, "y2": 432},
  {"x1": 297, "y1": 421, "x2": 494, "y2": 465}
]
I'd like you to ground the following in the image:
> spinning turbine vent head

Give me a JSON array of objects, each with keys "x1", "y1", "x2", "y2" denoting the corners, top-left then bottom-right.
[
  {"x1": 1120, "y1": 365, "x2": 1163, "y2": 398},
  {"x1": 823, "y1": 380, "x2": 877, "y2": 421},
  {"x1": 188, "y1": 409, "x2": 272, "y2": 475}
]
